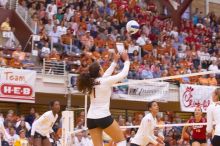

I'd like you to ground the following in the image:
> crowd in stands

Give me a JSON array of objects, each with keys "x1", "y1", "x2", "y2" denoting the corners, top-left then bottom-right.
[
  {"x1": 0, "y1": 107, "x2": 191, "y2": 146},
  {"x1": 0, "y1": 0, "x2": 219, "y2": 145},
  {"x1": 0, "y1": 0, "x2": 219, "y2": 85}
]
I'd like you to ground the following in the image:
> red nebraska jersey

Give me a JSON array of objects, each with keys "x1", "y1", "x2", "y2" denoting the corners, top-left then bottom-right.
[{"x1": 188, "y1": 117, "x2": 207, "y2": 140}]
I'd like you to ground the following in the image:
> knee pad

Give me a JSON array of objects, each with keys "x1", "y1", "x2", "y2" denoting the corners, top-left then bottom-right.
[{"x1": 117, "y1": 140, "x2": 126, "y2": 146}]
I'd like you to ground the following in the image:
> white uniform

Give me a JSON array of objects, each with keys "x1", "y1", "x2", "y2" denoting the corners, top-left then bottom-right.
[
  {"x1": 87, "y1": 61, "x2": 130, "y2": 119},
  {"x1": 131, "y1": 113, "x2": 158, "y2": 146},
  {"x1": 31, "y1": 111, "x2": 58, "y2": 137},
  {"x1": 206, "y1": 103, "x2": 220, "y2": 136}
]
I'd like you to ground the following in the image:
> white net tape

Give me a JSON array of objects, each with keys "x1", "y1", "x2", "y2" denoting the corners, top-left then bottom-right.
[
  {"x1": 113, "y1": 70, "x2": 220, "y2": 87},
  {"x1": 71, "y1": 122, "x2": 211, "y2": 135}
]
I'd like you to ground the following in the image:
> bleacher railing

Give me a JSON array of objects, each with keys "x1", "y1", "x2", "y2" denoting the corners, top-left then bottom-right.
[
  {"x1": 13, "y1": 0, "x2": 37, "y2": 34},
  {"x1": 43, "y1": 59, "x2": 67, "y2": 76},
  {"x1": 8, "y1": 0, "x2": 17, "y2": 10}
]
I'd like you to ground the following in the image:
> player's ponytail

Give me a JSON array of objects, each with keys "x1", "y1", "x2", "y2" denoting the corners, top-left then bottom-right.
[
  {"x1": 215, "y1": 88, "x2": 220, "y2": 101},
  {"x1": 77, "y1": 62, "x2": 101, "y2": 94}
]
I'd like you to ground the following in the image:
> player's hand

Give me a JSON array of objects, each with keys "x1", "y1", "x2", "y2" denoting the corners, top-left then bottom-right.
[
  {"x1": 178, "y1": 138, "x2": 184, "y2": 144},
  {"x1": 121, "y1": 51, "x2": 129, "y2": 61},
  {"x1": 113, "y1": 53, "x2": 120, "y2": 63},
  {"x1": 158, "y1": 135, "x2": 165, "y2": 141},
  {"x1": 155, "y1": 143, "x2": 165, "y2": 146},
  {"x1": 207, "y1": 133, "x2": 212, "y2": 139},
  {"x1": 156, "y1": 137, "x2": 164, "y2": 144},
  {"x1": 215, "y1": 101, "x2": 220, "y2": 106}
]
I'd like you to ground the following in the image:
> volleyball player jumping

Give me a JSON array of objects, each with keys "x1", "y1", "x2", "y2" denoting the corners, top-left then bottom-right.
[{"x1": 77, "y1": 51, "x2": 130, "y2": 146}]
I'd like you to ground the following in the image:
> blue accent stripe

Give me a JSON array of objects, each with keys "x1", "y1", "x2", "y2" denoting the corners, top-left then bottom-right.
[{"x1": 131, "y1": 25, "x2": 139, "y2": 29}]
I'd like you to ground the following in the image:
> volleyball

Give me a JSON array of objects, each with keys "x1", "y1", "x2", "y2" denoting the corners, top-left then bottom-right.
[
  {"x1": 183, "y1": 132, "x2": 190, "y2": 141},
  {"x1": 107, "y1": 0, "x2": 112, "y2": 3},
  {"x1": 126, "y1": 20, "x2": 140, "y2": 35}
]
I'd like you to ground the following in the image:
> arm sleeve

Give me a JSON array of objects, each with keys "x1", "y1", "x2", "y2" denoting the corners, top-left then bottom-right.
[
  {"x1": 31, "y1": 121, "x2": 36, "y2": 136},
  {"x1": 25, "y1": 122, "x2": 31, "y2": 131},
  {"x1": 31, "y1": 113, "x2": 50, "y2": 136},
  {"x1": 49, "y1": 128, "x2": 54, "y2": 134},
  {"x1": 49, "y1": 116, "x2": 58, "y2": 134},
  {"x1": 102, "y1": 61, "x2": 130, "y2": 85},
  {"x1": 15, "y1": 121, "x2": 20, "y2": 128},
  {"x1": 206, "y1": 106, "x2": 213, "y2": 133},
  {"x1": 145, "y1": 118, "x2": 158, "y2": 145},
  {"x1": 158, "y1": 128, "x2": 165, "y2": 140},
  {"x1": 0, "y1": 122, "x2": 10, "y2": 140},
  {"x1": 102, "y1": 62, "x2": 117, "y2": 77}
]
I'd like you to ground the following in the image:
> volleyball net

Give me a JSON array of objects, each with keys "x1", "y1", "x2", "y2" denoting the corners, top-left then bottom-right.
[{"x1": 62, "y1": 70, "x2": 220, "y2": 146}]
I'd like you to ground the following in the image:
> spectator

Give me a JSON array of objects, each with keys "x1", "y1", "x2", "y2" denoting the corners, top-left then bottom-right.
[
  {"x1": 16, "y1": 115, "x2": 31, "y2": 135},
  {"x1": 49, "y1": 26, "x2": 62, "y2": 52},
  {"x1": 56, "y1": 9, "x2": 64, "y2": 25},
  {"x1": 141, "y1": 64, "x2": 153, "y2": 79},
  {"x1": 9, "y1": 55, "x2": 23, "y2": 69},
  {"x1": 208, "y1": 61, "x2": 219, "y2": 71},
  {"x1": 0, "y1": 131, "x2": 9, "y2": 146},
  {"x1": 48, "y1": 48, "x2": 61, "y2": 61},
  {"x1": 46, "y1": 0, "x2": 57, "y2": 15},
  {"x1": 28, "y1": 3, "x2": 37, "y2": 16},
  {"x1": 40, "y1": 42, "x2": 51, "y2": 59},
  {"x1": 22, "y1": 53, "x2": 35, "y2": 69},
  {"x1": 80, "y1": 31, "x2": 94, "y2": 50},
  {"x1": 81, "y1": 130, "x2": 93, "y2": 146},
  {"x1": 0, "y1": 0, "x2": 7, "y2": 8},
  {"x1": 1, "y1": 17, "x2": 11, "y2": 31},
  {"x1": 12, "y1": 45, "x2": 26, "y2": 61},
  {"x1": 25, "y1": 108, "x2": 35, "y2": 126},
  {"x1": 207, "y1": 74, "x2": 218, "y2": 86},
  {"x1": 136, "y1": 33, "x2": 150, "y2": 47},
  {"x1": 13, "y1": 130, "x2": 29, "y2": 146},
  {"x1": 61, "y1": 29, "x2": 79, "y2": 54},
  {"x1": 74, "y1": 119, "x2": 85, "y2": 130},
  {"x1": 74, "y1": 132, "x2": 84, "y2": 146},
  {"x1": 4, "y1": 111, "x2": 17, "y2": 126},
  {"x1": 3, "y1": 0, "x2": 218, "y2": 84},
  {"x1": 45, "y1": 19, "x2": 54, "y2": 34},
  {"x1": 0, "y1": 51, "x2": 7, "y2": 67},
  {"x1": 125, "y1": 116, "x2": 134, "y2": 126},
  {"x1": 17, "y1": 1, "x2": 27, "y2": 19},
  {"x1": 7, "y1": 127, "x2": 19, "y2": 146},
  {"x1": 127, "y1": 129, "x2": 136, "y2": 144},
  {"x1": 199, "y1": 75, "x2": 209, "y2": 85}
]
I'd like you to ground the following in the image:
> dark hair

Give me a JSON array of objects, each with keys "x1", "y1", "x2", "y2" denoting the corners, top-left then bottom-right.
[
  {"x1": 50, "y1": 100, "x2": 59, "y2": 107},
  {"x1": 194, "y1": 106, "x2": 202, "y2": 112},
  {"x1": 215, "y1": 88, "x2": 220, "y2": 101},
  {"x1": 148, "y1": 101, "x2": 157, "y2": 110},
  {"x1": 77, "y1": 62, "x2": 101, "y2": 94}
]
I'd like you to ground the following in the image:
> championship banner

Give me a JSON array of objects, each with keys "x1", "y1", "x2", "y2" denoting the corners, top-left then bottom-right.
[
  {"x1": 0, "y1": 68, "x2": 36, "y2": 103},
  {"x1": 112, "y1": 81, "x2": 169, "y2": 102},
  {"x1": 180, "y1": 84, "x2": 217, "y2": 112}
]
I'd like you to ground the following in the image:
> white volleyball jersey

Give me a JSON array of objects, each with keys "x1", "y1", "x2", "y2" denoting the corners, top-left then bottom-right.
[
  {"x1": 207, "y1": 103, "x2": 220, "y2": 136},
  {"x1": 87, "y1": 61, "x2": 130, "y2": 119},
  {"x1": 31, "y1": 111, "x2": 58, "y2": 137},
  {"x1": 131, "y1": 113, "x2": 158, "y2": 146}
]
